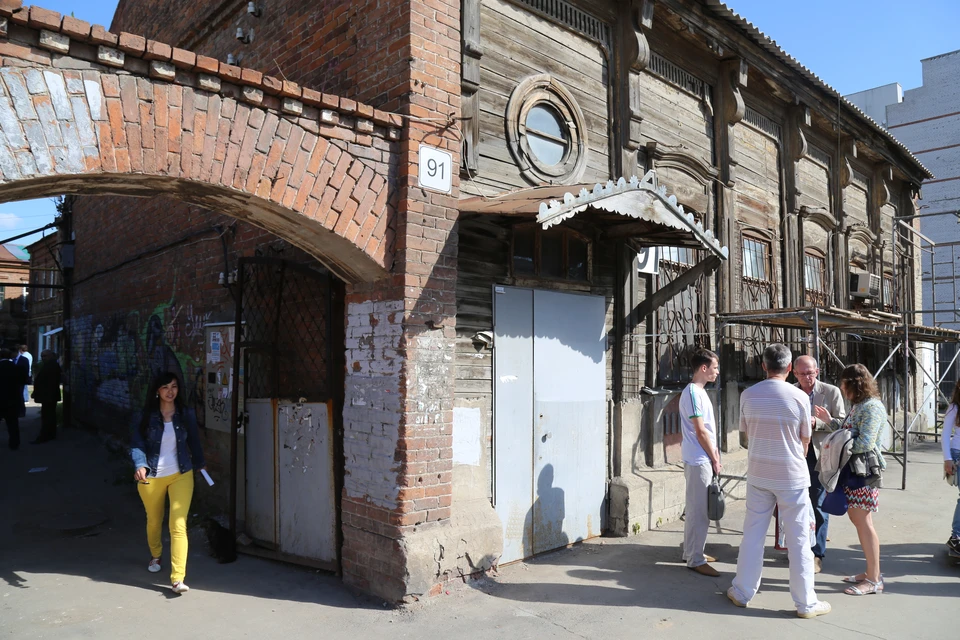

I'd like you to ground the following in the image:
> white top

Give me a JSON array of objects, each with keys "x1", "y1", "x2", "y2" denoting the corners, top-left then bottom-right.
[
  {"x1": 679, "y1": 383, "x2": 716, "y2": 466},
  {"x1": 942, "y1": 404, "x2": 960, "y2": 460},
  {"x1": 154, "y1": 421, "x2": 179, "y2": 478},
  {"x1": 739, "y1": 379, "x2": 812, "y2": 491}
]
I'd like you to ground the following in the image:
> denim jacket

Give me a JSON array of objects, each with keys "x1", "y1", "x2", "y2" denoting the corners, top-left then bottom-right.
[{"x1": 130, "y1": 407, "x2": 205, "y2": 477}]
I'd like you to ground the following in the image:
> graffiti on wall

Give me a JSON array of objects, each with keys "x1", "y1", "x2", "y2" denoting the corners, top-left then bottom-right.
[{"x1": 69, "y1": 298, "x2": 213, "y2": 434}]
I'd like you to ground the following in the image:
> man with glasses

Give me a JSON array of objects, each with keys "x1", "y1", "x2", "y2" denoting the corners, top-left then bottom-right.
[{"x1": 794, "y1": 355, "x2": 846, "y2": 574}]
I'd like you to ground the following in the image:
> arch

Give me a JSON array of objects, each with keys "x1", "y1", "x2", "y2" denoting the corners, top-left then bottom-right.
[{"x1": 0, "y1": 5, "x2": 401, "y2": 283}]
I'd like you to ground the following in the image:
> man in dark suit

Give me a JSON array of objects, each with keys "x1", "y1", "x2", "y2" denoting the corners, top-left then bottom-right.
[
  {"x1": 31, "y1": 349, "x2": 61, "y2": 443},
  {"x1": 0, "y1": 348, "x2": 28, "y2": 449}
]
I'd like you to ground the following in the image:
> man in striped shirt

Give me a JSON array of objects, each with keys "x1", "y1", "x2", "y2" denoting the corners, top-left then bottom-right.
[
  {"x1": 680, "y1": 349, "x2": 722, "y2": 577},
  {"x1": 727, "y1": 344, "x2": 831, "y2": 619}
]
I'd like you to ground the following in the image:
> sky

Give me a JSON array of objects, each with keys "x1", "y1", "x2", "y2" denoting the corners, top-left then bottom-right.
[{"x1": 2, "y1": 0, "x2": 957, "y2": 250}]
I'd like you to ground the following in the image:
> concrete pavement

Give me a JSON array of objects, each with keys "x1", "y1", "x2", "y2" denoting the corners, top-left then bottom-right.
[{"x1": 2, "y1": 412, "x2": 958, "y2": 639}]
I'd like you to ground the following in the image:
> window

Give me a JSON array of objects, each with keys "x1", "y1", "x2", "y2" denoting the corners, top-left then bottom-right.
[
  {"x1": 511, "y1": 225, "x2": 590, "y2": 282},
  {"x1": 883, "y1": 275, "x2": 895, "y2": 311},
  {"x1": 506, "y1": 74, "x2": 588, "y2": 185},
  {"x1": 804, "y1": 251, "x2": 829, "y2": 306},
  {"x1": 741, "y1": 234, "x2": 777, "y2": 380},
  {"x1": 524, "y1": 103, "x2": 568, "y2": 167},
  {"x1": 655, "y1": 247, "x2": 709, "y2": 385}
]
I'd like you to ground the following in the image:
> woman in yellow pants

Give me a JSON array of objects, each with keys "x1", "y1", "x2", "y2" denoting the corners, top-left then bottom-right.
[{"x1": 131, "y1": 372, "x2": 206, "y2": 594}]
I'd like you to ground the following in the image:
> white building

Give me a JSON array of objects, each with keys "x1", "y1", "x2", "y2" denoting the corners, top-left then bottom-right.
[{"x1": 847, "y1": 50, "x2": 960, "y2": 408}]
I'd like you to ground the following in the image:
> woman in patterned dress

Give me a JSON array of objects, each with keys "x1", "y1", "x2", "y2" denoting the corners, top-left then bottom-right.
[{"x1": 814, "y1": 363, "x2": 886, "y2": 596}]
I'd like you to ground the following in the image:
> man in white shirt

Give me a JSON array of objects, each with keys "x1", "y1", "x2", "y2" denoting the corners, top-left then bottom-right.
[
  {"x1": 680, "y1": 349, "x2": 722, "y2": 577},
  {"x1": 19, "y1": 345, "x2": 32, "y2": 404},
  {"x1": 727, "y1": 344, "x2": 831, "y2": 619}
]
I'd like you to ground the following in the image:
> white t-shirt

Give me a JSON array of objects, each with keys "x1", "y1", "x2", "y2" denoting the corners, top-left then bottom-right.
[
  {"x1": 679, "y1": 383, "x2": 716, "y2": 466},
  {"x1": 942, "y1": 404, "x2": 960, "y2": 459},
  {"x1": 739, "y1": 378, "x2": 812, "y2": 491},
  {"x1": 154, "y1": 421, "x2": 179, "y2": 478}
]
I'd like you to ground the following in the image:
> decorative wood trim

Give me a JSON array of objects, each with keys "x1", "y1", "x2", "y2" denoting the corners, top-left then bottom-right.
[
  {"x1": 460, "y1": 0, "x2": 482, "y2": 175},
  {"x1": 799, "y1": 205, "x2": 838, "y2": 231},
  {"x1": 649, "y1": 51, "x2": 708, "y2": 100},
  {"x1": 510, "y1": 0, "x2": 611, "y2": 50},
  {"x1": 743, "y1": 105, "x2": 782, "y2": 142},
  {"x1": 807, "y1": 145, "x2": 831, "y2": 169},
  {"x1": 719, "y1": 58, "x2": 747, "y2": 186}
]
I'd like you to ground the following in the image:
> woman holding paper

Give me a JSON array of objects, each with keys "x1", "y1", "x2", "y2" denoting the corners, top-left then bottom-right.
[{"x1": 130, "y1": 371, "x2": 206, "y2": 594}]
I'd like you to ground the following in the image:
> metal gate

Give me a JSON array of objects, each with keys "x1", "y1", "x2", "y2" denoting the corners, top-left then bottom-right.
[{"x1": 228, "y1": 257, "x2": 343, "y2": 570}]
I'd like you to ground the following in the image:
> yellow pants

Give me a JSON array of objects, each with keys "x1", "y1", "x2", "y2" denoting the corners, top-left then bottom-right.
[{"x1": 137, "y1": 471, "x2": 194, "y2": 584}]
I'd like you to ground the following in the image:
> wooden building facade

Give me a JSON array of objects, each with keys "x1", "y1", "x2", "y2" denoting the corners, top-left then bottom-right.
[{"x1": 449, "y1": 0, "x2": 930, "y2": 559}]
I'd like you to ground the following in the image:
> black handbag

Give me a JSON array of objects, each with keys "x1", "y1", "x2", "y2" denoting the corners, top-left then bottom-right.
[{"x1": 707, "y1": 473, "x2": 726, "y2": 521}]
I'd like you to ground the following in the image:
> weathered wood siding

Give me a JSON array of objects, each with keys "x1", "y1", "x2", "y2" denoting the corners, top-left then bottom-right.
[
  {"x1": 798, "y1": 155, "x2": 831, "y2": 212},
  {"x1": 638, "y1": 71, "x2": 713, "y2": 168},
  {"x1": 733, "y1": 121, "x2": 781, "y2": 231},
  {"x1": 471, "y1": 0, "x2": 610, "y2": 193}
]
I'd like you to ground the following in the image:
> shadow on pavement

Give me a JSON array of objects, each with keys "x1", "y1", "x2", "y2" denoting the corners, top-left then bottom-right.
[{"x1": 0, "y1": 409, "x2": 381, "y2": 609}]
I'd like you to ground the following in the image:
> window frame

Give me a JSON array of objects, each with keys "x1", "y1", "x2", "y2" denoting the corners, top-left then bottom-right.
[{"x1": 510, "y1": 223, "x2": 593, "y2": 283}]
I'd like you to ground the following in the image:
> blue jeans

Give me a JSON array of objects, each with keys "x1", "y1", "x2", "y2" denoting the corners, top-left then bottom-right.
[
  {"x1": 952, "y1": 449, "x2": 960, "y2": 538},
  {"x1": 807, "y1": 445, "x2": 829, "y2": 557}
]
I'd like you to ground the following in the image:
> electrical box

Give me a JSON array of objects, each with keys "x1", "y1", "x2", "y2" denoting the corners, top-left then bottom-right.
[{"x1": 849, "y1": 270, "x2": 881, "y2": 299}]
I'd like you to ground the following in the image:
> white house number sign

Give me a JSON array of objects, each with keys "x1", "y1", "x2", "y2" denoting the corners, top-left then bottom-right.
[{"x1": 418, "y1": 144, "x2": 453, "y2": 194}]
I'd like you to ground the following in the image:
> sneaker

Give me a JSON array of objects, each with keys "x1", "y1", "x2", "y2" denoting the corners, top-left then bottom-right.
[
  {"x1": 726, "y1": 587, "x2": 747, "y2": 608},
  {"x1": 797, "y1": 601, "x2": 831, "y2": 619},
  {"x1": 147, "y1": 558, "x2": 161, "y2": 573},
  {"x1": 947, "y1": 536, "x2": 960, "y2": 554},
  {"x1": 172, "y1": 581, "x2": 190, "y2": 594}
]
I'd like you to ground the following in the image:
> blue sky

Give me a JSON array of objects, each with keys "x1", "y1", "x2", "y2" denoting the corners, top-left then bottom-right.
[{"x1": 2, "y1": 0, "x2": 957, "y2": 249}]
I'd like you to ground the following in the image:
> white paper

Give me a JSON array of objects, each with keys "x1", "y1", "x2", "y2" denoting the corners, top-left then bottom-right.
[{"x1": 200, "y1": 469, "x2": 214, "y2": 486}]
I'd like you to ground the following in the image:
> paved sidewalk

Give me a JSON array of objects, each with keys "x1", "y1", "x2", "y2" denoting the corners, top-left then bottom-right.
[{"x1": 2, "y1": 415, "x2": 958, "y2": 639}]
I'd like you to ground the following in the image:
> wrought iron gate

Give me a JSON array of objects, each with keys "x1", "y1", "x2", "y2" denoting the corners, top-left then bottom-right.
[{"x1": 228, "y1": 256, "x2": 344, "y2": 570}]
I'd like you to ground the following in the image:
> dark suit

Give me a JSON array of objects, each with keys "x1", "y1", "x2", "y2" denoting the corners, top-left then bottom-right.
[
  {"x1": 13, "y1": 354, "x2": 28, "y2": 417},
  {"x1": 0, "y1": 358, "x2": 27, "y2": 449},
  {"x1": 32, "y1": 360, "x2": 61, "y2": 441}
]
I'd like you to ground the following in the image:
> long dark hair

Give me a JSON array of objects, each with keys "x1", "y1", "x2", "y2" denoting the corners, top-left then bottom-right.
[{"x1": 139, "y1": 371, "x2": 184, "y2": 439}]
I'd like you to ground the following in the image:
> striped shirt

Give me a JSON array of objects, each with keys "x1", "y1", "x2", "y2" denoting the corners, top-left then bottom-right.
[
  {"x1": 740, "y1": 379, "x2": 812, "y2": 491},
  {"x1": 679, "y1": 383, "x2": 716, "y2": 466}
]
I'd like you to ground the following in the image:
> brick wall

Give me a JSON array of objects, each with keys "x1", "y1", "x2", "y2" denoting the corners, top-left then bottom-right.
[
  {"x1": 111, "y1": 0, "x2": 416, "y2": 111},
  {"x1": 67, "y1": 192, "x2": 318, "y2": 485}
]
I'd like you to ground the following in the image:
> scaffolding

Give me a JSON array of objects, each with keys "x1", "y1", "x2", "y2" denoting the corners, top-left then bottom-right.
[{"x1": 715, "y1": 306, "x2": 960, "y2": 490}]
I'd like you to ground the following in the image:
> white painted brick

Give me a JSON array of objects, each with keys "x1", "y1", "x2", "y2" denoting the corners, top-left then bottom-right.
[
  {"x1": 97, "y1": 46, "x2": 125, "y2": 68},
  {"x1": 38, "y1": 30, "x2": 70, "y2": 54}
]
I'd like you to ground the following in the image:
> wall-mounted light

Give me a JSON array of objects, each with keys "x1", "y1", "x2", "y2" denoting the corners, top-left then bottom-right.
[
  {"x1": 247, "y1": 2, "x2": 263, "y2": 17},
  {"x1": 236, "y1": 27, "x2": 254, "y2": 44}
]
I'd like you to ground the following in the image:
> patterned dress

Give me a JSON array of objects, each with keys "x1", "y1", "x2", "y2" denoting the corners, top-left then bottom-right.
[{"x1": 830, "y1": 397, "x2": 886, "y2": 512}]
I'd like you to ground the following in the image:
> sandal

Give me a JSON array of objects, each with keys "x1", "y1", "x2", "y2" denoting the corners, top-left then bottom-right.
[
  {"x1": 844, "y1": 577, "x2": 883, "y2": 595},
  {"x1": 842, "y1": 572, "x2": 883, "y2": 584}
]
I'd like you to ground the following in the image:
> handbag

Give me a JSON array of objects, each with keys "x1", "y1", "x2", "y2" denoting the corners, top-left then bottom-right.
[
  {"x1": 946, "y1": 468, "x2": 958, "y2": 487},
  {"x1": 707, "y1": 473, "x2": 726, "y2": 521},
  {"x1": 822, "y1": 489, "x2": 848, "y2": 516}
]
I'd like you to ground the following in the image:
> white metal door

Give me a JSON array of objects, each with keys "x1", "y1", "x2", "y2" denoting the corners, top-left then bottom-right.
[
  {"x1": 493, "y1": 286, "x2": 606, "y2": 562},
  {"x1": 245, "y1": 398, "x2": 277, "y2": 547},
  {"x1": 277, "y1": 401, "x2": 337, "y2": 563},
  {"x1": 532, "y1": 290, "x2": 606, "y2": 553},
  {"x1": 493, "y1": 287, "x2": 535, "y2": 563}
]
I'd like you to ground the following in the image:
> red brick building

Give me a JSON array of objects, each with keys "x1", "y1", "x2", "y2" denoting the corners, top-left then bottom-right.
[
  {"x1": 25, "y1": 232, "x2": 63, "y2": 357},
  {"x1": 0, "y1": 243, "x2": 29, "y2": 348}
]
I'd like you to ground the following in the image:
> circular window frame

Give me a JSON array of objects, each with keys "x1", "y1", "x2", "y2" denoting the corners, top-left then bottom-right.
[{"x1": 506, "y1": 74, "x2": 588, "y2": 185}]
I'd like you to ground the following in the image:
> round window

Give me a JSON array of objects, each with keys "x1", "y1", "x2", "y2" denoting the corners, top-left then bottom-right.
[
  {"x1": 506, "y1": 74, "x2": 588, "y2": 185},
  {"x1": 524, "y1": 103, "x2": 568, "y2": 166}
]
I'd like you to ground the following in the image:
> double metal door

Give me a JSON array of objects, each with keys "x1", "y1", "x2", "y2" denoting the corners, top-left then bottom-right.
[{"x1": 493, "y1": 286, "x2": 607, "y2": 563}]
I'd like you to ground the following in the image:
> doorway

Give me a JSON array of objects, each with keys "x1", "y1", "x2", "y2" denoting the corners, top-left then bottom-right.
[{"x1": 493, "y1": 286, "x2": 607, "y2": 563}]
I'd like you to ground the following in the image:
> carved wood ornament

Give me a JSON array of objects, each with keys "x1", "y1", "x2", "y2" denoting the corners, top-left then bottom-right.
[{"x1": 719, "y1": 58, "x2": 747, "y2": 186}]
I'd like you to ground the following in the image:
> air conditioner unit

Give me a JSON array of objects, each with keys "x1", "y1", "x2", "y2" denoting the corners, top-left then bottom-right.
[{"x1": 849, "y1": 270, "x2": 880, "y2": 299}]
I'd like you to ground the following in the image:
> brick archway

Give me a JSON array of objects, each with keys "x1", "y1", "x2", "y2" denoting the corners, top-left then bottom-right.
[{"x1": 0, "y1": 4, "x2": 400, "y2": 283}]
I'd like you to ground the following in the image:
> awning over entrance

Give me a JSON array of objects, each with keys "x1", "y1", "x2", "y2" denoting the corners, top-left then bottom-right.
[
  {"x1": 459, "y1": 171, "x2": 728, "y2": 260},
  {"x1": 42, "y1": 327, "x2": 63, "y2": 337}
]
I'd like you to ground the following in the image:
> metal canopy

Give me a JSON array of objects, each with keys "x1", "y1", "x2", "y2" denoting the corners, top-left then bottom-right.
[{"x1": 460, "y1": 171, "x2": 729, "y2": 260}]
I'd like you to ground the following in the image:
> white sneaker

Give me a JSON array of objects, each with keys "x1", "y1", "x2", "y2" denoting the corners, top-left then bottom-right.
[
  {"x1": 147, "y1": 558, "x2": 161, "y2": 573},
  {"x1": 726, "y1": 587, "x2": 747, "y2": 608},
  {"x1": 797, "y1": 601, "x2": 831, "y2": 619},
  {"x1": 172, "y1": 581, "x2": 190, "y2": 594}
]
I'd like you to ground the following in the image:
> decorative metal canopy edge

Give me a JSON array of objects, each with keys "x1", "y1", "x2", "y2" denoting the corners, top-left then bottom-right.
[{"x1": 535, "y1": 171, "x2": 729, "y2": 260}]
